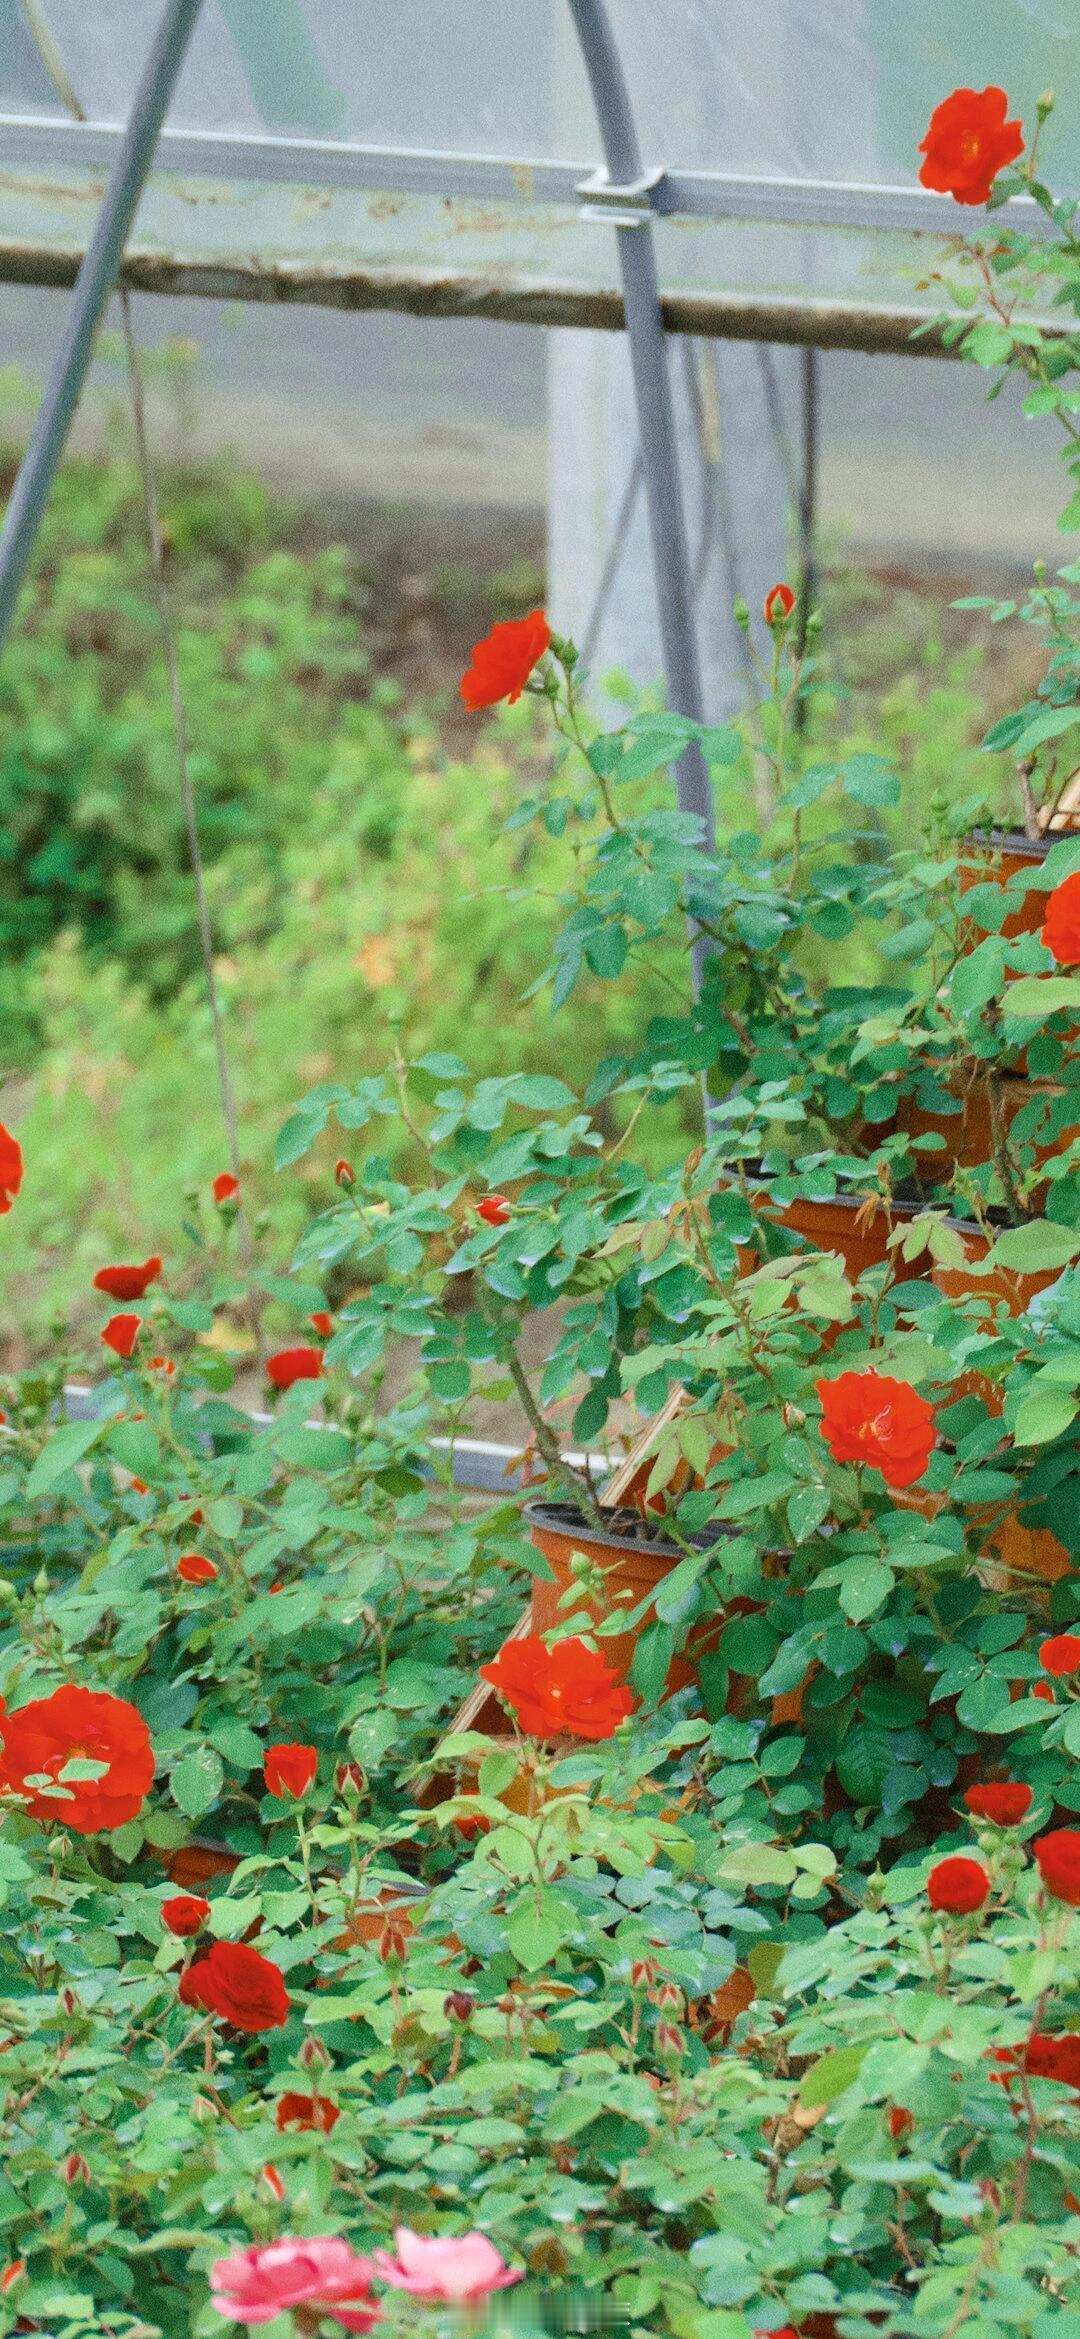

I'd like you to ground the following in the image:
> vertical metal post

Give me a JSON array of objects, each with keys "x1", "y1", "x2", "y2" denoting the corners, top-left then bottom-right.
[
  {"x1": 565, "y1": 0, "x2": 715, "y2": 870},
  {"x1": 0, "y1": 0, "x2": 205, "y2": 652}
]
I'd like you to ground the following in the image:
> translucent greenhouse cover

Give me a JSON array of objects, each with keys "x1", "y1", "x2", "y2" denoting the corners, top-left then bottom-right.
[{"x1": 0, "y1": 0, "x2": 1078, "y2": 340}]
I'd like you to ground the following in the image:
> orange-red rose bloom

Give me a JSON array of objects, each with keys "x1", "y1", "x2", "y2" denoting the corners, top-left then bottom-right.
[
  {"x1": 460, "y1": 610, "x2": 551, "y2": 711},
  {"x1": 264, "y1": 1742, "x2": 318, "y2": 1798},
  {"x1": 101, "y1": 1313, "x2": 141, "y2": 1361},
  {"x1": 0, "y1": 1124, "x2": 23, "y2": 1215},
  {"x1": 480, "y1": 1631, "x2": 634, "y2": 1740},
  {"x1": 1041, "y1": 872, "x2": 1080, "y2": 966},
  {"x1": 1040, "y1": 1633, "x2": 1080, "y2": 1678},
  {"x1": 178, "y1": 1552, "x2": 218, "y2": 1585},
  {"x1": 965, "y1": 1782, "x2": 1033, "y2": 1826},
  {"x1": 0, "y1": 1686, "x2": 154, "y2": 1834},
  {"x1": 93, "y1": 1256, "x2": 162, "y2": 1301},
  {"x1": 275, "y1": 2090, "x2": 340, "y2": 2134},
  {"x1": 764, "y1": 583, "x2": 795, "y2": 626},
  {"x1": 1034, "y1": 1828, "x2": 1080, "y2": 1907},
  {"x1": 162, "y1": 1893, "x2": 210, "y2": 1937},
  {"x1": 310, "y1": 1312, "x2": 333, "y2": 1339},
  {"x1": 212, "y1": 1172, "x2": 240, "y2": 1204},
  {"x1": 918, "y1": 86, "x2": 1024, "y2": 207},
  {"x1": 178, "y1": 1939, "x2": 290, "y2": 2032},
  {"x1": 927, "y1": 1855, "x2": 990, "y2": 1915},
  {"x1": 476, "y1": 1195, "x2": 511, "y2": 1227},
  {"x1": 815, "y1": 1369, "x2": 936, "y2": 1488},
  {"x1": 267, "y1": 1346, "x2": 324, "y2": 1391}
]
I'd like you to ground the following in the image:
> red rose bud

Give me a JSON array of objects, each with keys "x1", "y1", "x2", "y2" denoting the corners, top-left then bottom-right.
[
  {"x1": 335, "y1": 1159, "x2": 355, "y2": 1188},
  {"x1": 378, "y1": 1921, "x2": 408, "y2": 1965},
  {"x1": 310, "y1": 1312, "x2": 333, "y2": 1338},
  {"x1": 275, "y1": 2091, "x2": 340, "y2": 2134},
  {"x1": 177, "y1": 1553, "x2": 218, "y2": 1585},
  {"x1": 336, "y1": 1760, "x2": 366, "y2": 1796},
  {"x1": 149, "y1": 1355, "x2": 176, "y2": 1375},
  {"x1": 1034, "y1": 1828, "x2": 1080, "y2": 1908},
  {"x1": 888, "y1": 2106, "x2": 914, "y2": 2141},
  {"x1": 264, "y1": 1742, "x2": 318, "y2": 1799},
  {"x1": 1033, "y1": 1680, "x2": 1057, "y2": 1704},
  {"x1": 162, "y1": 1894, "x2": 210, "y2": 1938},
  {"x1": 476, "y1": 1194, "x2": 511, "y2": 1227},
  {"x1": 656, "y1": 1981, "x2": 683, "y2": 2011},
  {"x1": 764, "y1": 582, "x2": 796, "y2": 627},
  {"x1": 444, "y1": 1991, "x2": 474, "y2": 2022},
  {"x1": 0, "y1": 2261, "x2": 25, "y2": 2294},
  {"x1": 0, "y1": 1123, "x2": 23, "y2": 1215},
  {"x1": 93, "y1": 1255, "x2": 162, "y2": 1301},
  {"x1": 300, "y1": 2036, "x2": 331, "y2": 2072},
  {"x1": 631, "y1": 1959, "x2": 658, "y2": 1990},
  {"x1": 63, "y1": 2152, "x2": 90, "y2": 2185},
  {"x1": 655, "y1": 2021, "x2": 684, "y2": 2058},
  {"x1": 918, "y1": 85, "x2": 1024, "y2": 206},
  {"x1": 266, "y1": 1346, "x2": 324, "y2": 1391},
  {"x1": 964, "y1": 1782, "x2": 1033, "y2": 1827},
  {"x1": 101, "y1": 1312, "x2": 141, "y2": 1361},
  {"x1": 261, "y1": 2162, "x2": 286, "y2": 2202},
  {"x1": 212, "y1": 1172, "x2": 240, "y2": 1205},
  {"x1": 1040, "y1": 1633, "x2": 1080, "y2": 1678},
  {"x1": 460, "y1": 609, "x2": 551, "y2": 711},
  {"x1": 927, "y1": 1855, "x2": 990, "y2": 1915}
]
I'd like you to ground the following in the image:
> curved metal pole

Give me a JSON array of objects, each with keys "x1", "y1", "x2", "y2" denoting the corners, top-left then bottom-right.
[
  {"x1": 0, "y1": 0, "x2": 205, "y2": 652},
  {"x1": 565, "y1": 0, "x2": 715, "y2": 869}
]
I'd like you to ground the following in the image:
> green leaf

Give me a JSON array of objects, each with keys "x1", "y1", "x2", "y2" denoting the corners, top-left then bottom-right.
[
  {"x1": 719, "y1": 1843, "x2": 798, "y2": 1887},
  {"x1": 1013, "y1": 1387, "x2": 1080, "y2": 1446},
  {"x1": 24, "y1": 1417, "x2": 104, "y2": 1497},
  {"x1": 839, "y1": 1559, "x2": 894, "y2": 1624},
  {"x1": 171, "y1": 1746, "x2": 225, "y2": 1821},
  {"x1": 478, "y1": 1749, "x2": 519, "y2": 1798},
  {"x1": 506, "y1": 1891, "x2": 571, "y2": 1971},
  {"x1": 275, "y1": 1103, "x2": 329, "y2": 1169},
  {"x1": 508, "y1": 1075, "x2": 577, "y2": 1112},
  {"x1": 1002, "y1": 977, "x2": 1080, "y2": 1022},
  {"x1": 630, "y1": 1621, "x2": 674, "y2": 1707},
  {"x1": 799, "y1": 2044, "x2": 868, "y2": 2109},
  {"x1": 786, "y1": 1484, "x2": 831, "y2": 1543},
  {"x1": 987, "y1": 1222, "x2": 1080, "y2": 1272}
]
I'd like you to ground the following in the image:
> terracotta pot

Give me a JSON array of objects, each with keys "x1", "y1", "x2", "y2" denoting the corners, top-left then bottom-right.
[
  {"x1": 929, "y1": 1216, "x2": 1064, "y2": 1319},
  {"x1": 958, "y1": 830, "x2": 1052, "y2": 946},
  {"x1": 162, "y1": 1837, "x2": 242, "y2": 1889},
  {"x1": 332, "y1": 1884, "x2": 425, "y2": 1952},
  {"x1": 897, "y1": 1075, "x2": 1071, "y2": 1188},
  {"x1": 751, "y1": 1185, "x2": 924, "y2": 1284},
  {"x1": 525, "y1": 1500, "x2": 806, "y2": 1724},
  {"x1": 895, "y1": 1477, "x2": 1071, "y2": 1586}
]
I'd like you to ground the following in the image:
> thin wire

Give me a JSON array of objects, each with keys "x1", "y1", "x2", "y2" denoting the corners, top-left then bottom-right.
[{"x1": 17, "y1": 0, "x2": 248, "y2": 1236}]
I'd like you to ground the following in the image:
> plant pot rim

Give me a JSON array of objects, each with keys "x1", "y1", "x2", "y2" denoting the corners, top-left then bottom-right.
[
  {"x1": 963, "y1": 827, "x2": 1061, "y2": 863},
  {"x1": 524, "y1": 1497, "x2": 736, "y2": 1562},
  {"x1": 742, "y1": 1166, "x2": 920, "y2": 1221}
]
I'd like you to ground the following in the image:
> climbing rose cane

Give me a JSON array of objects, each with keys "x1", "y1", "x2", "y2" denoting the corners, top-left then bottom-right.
[
  {"x1": 964, "y1": 1782, "x2": 1033, "y2": 1826},
  {"x1": 460, "y1": 610, "x2": 551, "y2": 710},
  {"x1": 927, "y1": 1855, "x2": 990, "y2": 1915},
  {"x1": 815, "y1": 1369, "x2": 936, "y2": 1488},
  {"x1": 481, "y1": 1631, "x2": 634, "y2": 1740},
  {"x1": 92, "y1": 1256, "x2": 162, "y2": 1300},
  {"x1": 209, "y1": 2238, "x2": 379, "y2": 2329},
  {"x1": 179, "y1": 1940, "x2": 290, "y2": 2033},
  {"x1": 918, "y1": 86, "x2": 1024, "y2": 206},
  {"x1": 0, "y1": 1686, "x2": 155, "y2": 1833},
  {"x1": 372, "y1": 2230, "x2": 522, "y2": 2303},
  {"x1": 0, "y1": 1124, "x2": 22, "y2": 1214}
]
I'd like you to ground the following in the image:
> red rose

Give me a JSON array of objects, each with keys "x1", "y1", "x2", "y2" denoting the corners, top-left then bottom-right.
[
  {"x1": 101, "y1": 1313, "x2": 141, "y2": 1361},
  {"x1": 275, "y1": 2090, "x2": 340, "y2": 2134},
  {"x1": 162, "y1": 1893, "x2": 209, "y2": 1937},
  {"x1": 1025, "y1": 2031, "x2": 1080, "y2": 2090},
  {"x1": 310, "y1": 1312, "x2": 333, "y2": 1338},
  {"x1": 480, "y1": 1631, "x2": 634, "y2": 1741},
  {"x1": 265, "y1": 1742, "x2": 318, "y2": 1799},
  {"x1": 1034, "y1": 1828, "x2": 1080, "y2": 1907},
  {"x1": 918, "y1": 86, "x2": 1024, "y2": 207},
  {"x1": 1040, "y1": 1633, "x2": 1080, "y2": 1678},
  {"x1": 0, "y1": 1686, "x2": 154, "y2": 1834},
  {"x1": 178, "y1": 1939, "x2": 290, "y2": 2032},
  {"x1": 177, "y1": 1553, "x2": 217, "y2": 1585},
  {"x1": 460, "y1": 610, "x2": 551, "y2": 711},
  {"x1": 92, "y1": 1256, "x2": 162, "y2": 1301},
  {"x1": 1041, "y1": 872, "x2": 1080, "y2": 966},
  {"x1": 764, "y1": 583, "x2": 796, "y2": 627},
  {"x1": 335, "y1": 1159, "x2": 355, "y2": 1188},
  {"x1": 266, "y1": 1347, "x2": 324, "y2": 1391},
  {"x1": 0, "y1": 1123, "x2": 23, "y2": 1215},
  {"x1": 212, "y1": 1173, "x2": 240, "y2": 1205},
  {"x1": 1033, "y1": 1680, "x2": 1057, "y2": 1704},
  {"x1": 888, "y1": 2105, "x2": 914, "y2": 2140},
  {"x1": 927, "y1": 1855, "x2": 990, "y2": 1915},
  {"x1": 964, "y1": 1782, "x2": 1033, "y2": 1827},
  {"x1": 476, "y1": 1195, "x2": 511, "y2": 1227},
  {"x1": 815, "y1": 1369, "x2": 936, "y2": 1489}
]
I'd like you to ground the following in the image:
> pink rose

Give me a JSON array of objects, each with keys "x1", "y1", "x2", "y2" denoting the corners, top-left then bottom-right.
[
  {"x1": 372, "y1": 2229, "x2": 521, "y2": 2303},
  {"x1": 210, "y1": 2238, "x2": 379, "y2": 2329}
]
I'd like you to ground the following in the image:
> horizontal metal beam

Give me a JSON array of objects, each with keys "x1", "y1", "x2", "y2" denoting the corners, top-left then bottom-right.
[
  {"x1": 0, "y1": 111, "x2": 1057, "y2": 240},
  {"x1": 0, "y1": 234, "x2": 1060, "y2": 360}
]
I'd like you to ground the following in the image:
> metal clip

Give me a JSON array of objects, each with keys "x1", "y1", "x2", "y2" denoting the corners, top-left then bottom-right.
[{"x1": 576, "y1": 163, "x2": 666, "y2": 228}]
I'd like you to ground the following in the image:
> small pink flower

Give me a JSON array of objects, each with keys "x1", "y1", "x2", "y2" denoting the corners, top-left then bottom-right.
[
  {"x1": 372, "y1": 2229, "x2": 521, "y2": 2304},
  {"x1": 210, "y1": 2237, "x2": 379, "y2": 2329}
]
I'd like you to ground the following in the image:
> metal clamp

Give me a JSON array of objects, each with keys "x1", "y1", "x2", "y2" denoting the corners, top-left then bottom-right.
[{"x1": 576, "y1": 162, "x2": 666, "y2": 227}]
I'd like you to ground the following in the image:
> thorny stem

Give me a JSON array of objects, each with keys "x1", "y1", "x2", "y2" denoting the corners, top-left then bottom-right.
[{"x1": 506, "y1": 1348, "x2": 606, "y2": 1533}]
